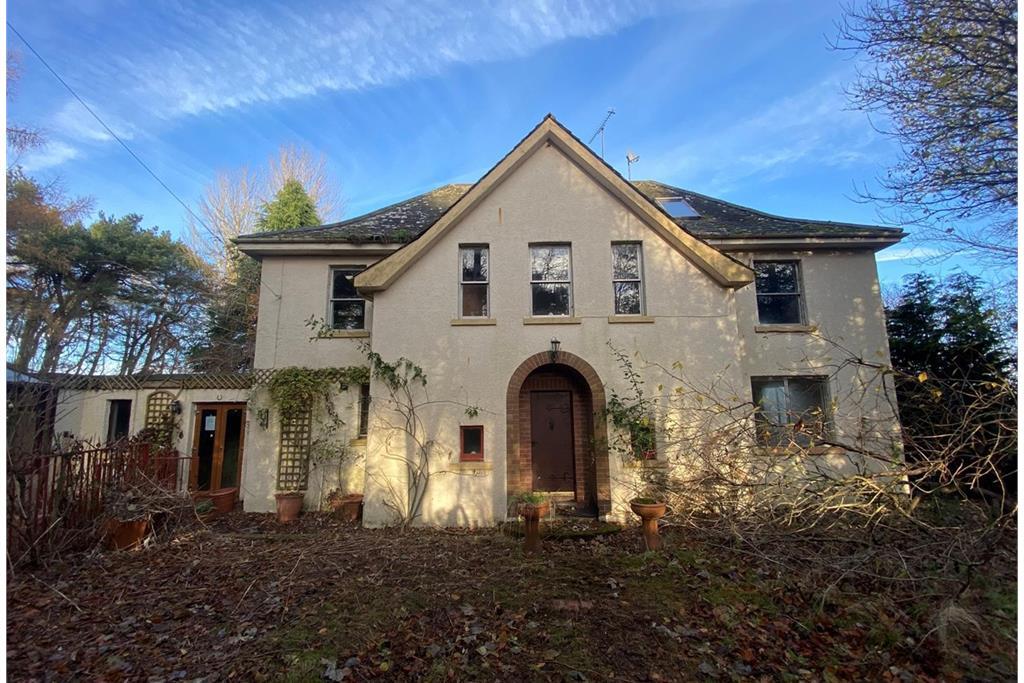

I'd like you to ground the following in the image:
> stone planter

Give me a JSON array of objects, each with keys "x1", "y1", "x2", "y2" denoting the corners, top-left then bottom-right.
[
  {"x1": 275, "y1": 492, "x2": 304, "y2": 523},
  {"x1": 518, "y1": 501, "x2": 550, "y2": 555},
  {"x1": 209, "y1": 487, "x2": 238, "y2": 515},
  {"x1": 629, "y1": 500, "x2": 667, "y2": 550}
]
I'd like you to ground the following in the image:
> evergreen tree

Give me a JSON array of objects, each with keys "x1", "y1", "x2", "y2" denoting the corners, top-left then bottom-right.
[
  {"x1": 257, "y1": 179, "x2": 320, "y2": 232},
  {"x1": 191, "y1": 180, "x2": 321, "y2": 371}
]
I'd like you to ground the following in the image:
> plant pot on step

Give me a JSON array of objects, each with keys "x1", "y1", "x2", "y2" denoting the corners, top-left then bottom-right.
[
  {"x1": 338, "y1": 494, "x2": 364, "y2": 524},
  {"x1": 630, "y1": 499, "x2": 667, "y2": 550},
  {"x1": 275, "y1": 491, "x2": 305, "y2": 523},
  {"x1": 210, "y1": 487, "x2": 238, "y2": 514},
  {"x1": 518, "y1": 500, "x2": 550, "y2": 555},
  {"x1": 104, "y1": 516, "x2": 151, "y2": 551}
]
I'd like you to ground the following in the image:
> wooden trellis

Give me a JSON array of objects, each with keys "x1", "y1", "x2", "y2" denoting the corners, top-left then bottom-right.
[
  {"x1": 276, "y1": 409, "x2": 312, "y2": 491},
  {"x1": 145, "y1": 391, "x2": 177, "y2": 447}
]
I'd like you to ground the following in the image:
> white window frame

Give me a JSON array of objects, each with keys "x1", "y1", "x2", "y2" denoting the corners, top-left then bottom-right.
[
  {"x1": 328, "y1": 266, "x2": 366, "y2": 331},
  {"x1": 458, "y1": 245, "x2": 490, "y2": 319},
  {"x1": 611, "y1": 242, "x2": 645, "y2": 315},
  {"x1": 529, "y1": 243, "x2": 574, "y2": 316},
  {"x1": 750, "y1": 375, "x2": 831, "y2": 445},
  {"x1": 656, "y1": 196, "x2": 699, "y2": 218},
  {"x1": 752, "y1": 259, "x2": 806, "y2": 325}
]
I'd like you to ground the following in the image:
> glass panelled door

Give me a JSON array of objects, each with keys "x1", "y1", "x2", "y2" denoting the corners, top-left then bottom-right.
[{"x1": 190, "y1": 403, "x2": 246, "y2": 492}]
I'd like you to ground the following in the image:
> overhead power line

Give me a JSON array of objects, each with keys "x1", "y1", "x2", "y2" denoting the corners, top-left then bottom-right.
[{"x1": 6, "y1": 21, "x2": 212, "y2": 234}]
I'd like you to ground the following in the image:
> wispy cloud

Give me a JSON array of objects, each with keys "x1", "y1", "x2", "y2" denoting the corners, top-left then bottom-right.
[
  {"x1": 19, "y1": 140, "x2": 80, "y2": 171},
  {"x1": 85, "y1": 0, "x2": 673, "y2": 121},
  {"x1": 50, "y1": 99, "x2": 135, "y2": 143},
  {"x1": 641, "y1": 75, "x2": 883, "y2": 195}
]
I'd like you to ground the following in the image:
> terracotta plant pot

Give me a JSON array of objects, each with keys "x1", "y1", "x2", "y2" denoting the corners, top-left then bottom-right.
[
  {"x1": 210, "y1": 487, "x2": 238, "y2": 514},
  {"x1": 518, "y1": 501, "x2": 550, "y2": 555},
  {"x1": 105, "y1": 516, "x2": 151, "y2": 551},
  {"x1": 337, "y1": 494, "x2": 364, "y2": 524},
  {"x1": 275, "y1": 492, "x2": 305, "y2": 523},
  {"x1": 630, "y1": 500, "x2": 667, "y2": 550}
]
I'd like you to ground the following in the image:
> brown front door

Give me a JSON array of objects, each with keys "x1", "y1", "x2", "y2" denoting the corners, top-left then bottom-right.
[
  {"x1": 190, "y1": 403, "x2": 246, "y2": 492},
  {"x1": 531, "y1": 391, "x2": 574, "y2": 491}
]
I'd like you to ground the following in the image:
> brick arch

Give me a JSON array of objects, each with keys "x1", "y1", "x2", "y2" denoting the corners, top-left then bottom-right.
[{"x1": 506, "y1": 351, "x2": 611, "y2": 516}]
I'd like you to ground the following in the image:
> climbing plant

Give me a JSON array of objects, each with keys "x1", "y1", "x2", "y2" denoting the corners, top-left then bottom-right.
[
  {"x1": 251, "y1": 366, "x2": 370, "y2": 492},
  {"x1": 605, "y1": 342, "x2": 657, "y2": 461}
]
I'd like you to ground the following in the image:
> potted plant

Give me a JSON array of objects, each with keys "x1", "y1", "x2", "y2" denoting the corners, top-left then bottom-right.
[
  {"x1": 326, "y1": 489, "x2": 364, "y2": 523},
  {"x1": 516, "y1": 492, "x2": 550, "y2": 554},
  {"x1": 629, "y1": 490, "x2": 667, "y2": 550},
  {"x1": 275, "y1": 490, "x2": 305, "y2": 523},
  {"x1": 209, "y1": 487, "x2": 238, "y2": 514},
  {"x1": 103, "y1": 486, "x2": 152, "y2": 550}
]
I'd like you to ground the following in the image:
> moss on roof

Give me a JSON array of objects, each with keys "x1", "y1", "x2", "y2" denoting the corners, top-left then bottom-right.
[{"x1": 236, "y1": 179, "x2": 902, "y2": 245}]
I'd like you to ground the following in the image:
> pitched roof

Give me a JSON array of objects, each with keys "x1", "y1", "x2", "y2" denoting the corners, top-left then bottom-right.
[
  {"x1": 236, "y1": 178, "x2": 902, "y2": 246},
  {"x1": 352, "y1": 115, "x2": 754, "y2": 291}
]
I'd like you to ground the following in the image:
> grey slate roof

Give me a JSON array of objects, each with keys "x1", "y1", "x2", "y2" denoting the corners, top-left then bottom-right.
[{"x1": 237, "y1": 179, "x2": 902, "y2": 245}]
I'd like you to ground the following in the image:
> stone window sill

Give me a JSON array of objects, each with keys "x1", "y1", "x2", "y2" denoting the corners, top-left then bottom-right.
[
  {"x1": 754, "y1": 324, "x2": 817, "y2": 334},
  {"x1": 349, "y1": 437, "x2": 367, "y2": 447},
  {"x1": 757, "y1": 445, "x2": 842, "y2": 456},
  {"x1": 608, "y1": 315, "x2": 655, "y2": 324},
  {"x1": 450, "y1": 318, "x2": 497, "y2": 326},
  {"x1": 624, "y1": 459, "x2": 668, "y2": 470},
  {"x1": 523, "y1": 317, "x2": 582, "y2": 325},
  {"x1": 448, "y1": 461, "x2": 493, "y2": 473},
  {"x1": 318, "y1": 330, "x2": 371, "y2": 339}
]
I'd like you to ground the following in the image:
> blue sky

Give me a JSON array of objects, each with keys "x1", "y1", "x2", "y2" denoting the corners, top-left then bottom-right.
[{"x1": 7, "y1": 0, "x2": 976, "y2": 289}]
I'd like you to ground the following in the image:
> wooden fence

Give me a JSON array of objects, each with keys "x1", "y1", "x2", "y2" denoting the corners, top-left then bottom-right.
[{"x1": 7, "y1": 442, "x2": 189, "y2": 565}]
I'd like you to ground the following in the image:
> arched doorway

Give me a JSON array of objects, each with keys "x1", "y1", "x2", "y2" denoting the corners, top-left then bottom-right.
[{"x1": 506, "y1": 352, "x2": 610, "y2": 517}]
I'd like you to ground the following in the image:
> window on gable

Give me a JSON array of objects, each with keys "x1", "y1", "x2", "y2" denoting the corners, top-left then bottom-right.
[
  {"x1": 459, "y1": 245, "x2": 489, "y2": 317},
  {"x1": 751, "y1": 376, "x2": 830, "y2": 446},
  {"x1": 460, "y1": 425, "x2": 484, "y2": 462},
  {"x1": 530, "y1": 244, "x2": 572, "y2": 316},
  {"x1": 330, "y1": 267, "x2": 366, "y2": 330},
  {"x1": 657, "y1": 197, "x2": 699, "y2": 218},
  {"x1": 612, "y1": 242, "x2": 645, "y2": 315},
  {"x1": 106, "y1": 399, "x2": 132, "y2": 443},
  {"x1": 753, "y1": 261, "x2": 804, "y2": 325}
]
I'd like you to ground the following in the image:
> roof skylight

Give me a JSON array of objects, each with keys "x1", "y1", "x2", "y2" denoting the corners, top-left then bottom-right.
[{"x1": 657, "y1": 197, "x2": 699, "y2": 218}]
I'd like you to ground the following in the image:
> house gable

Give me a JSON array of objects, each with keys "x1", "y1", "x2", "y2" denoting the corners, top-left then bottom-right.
[{"x1": 354, "y1": 115, "x2": 753, "y2": 294}]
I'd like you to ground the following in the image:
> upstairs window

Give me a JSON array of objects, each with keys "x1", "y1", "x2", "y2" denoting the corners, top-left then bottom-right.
[
  {"x1": 611, "y1": 242, "x2": 645, "y2": 315},
  {"x1": 106, "y1": 400, "x2": 132, "y2": 443},
  {"x1": 530, "y1": 244, "x2": 572, "y2": 316},
  {"x1": 657, "y1": 197, "x2": 699, "y2": 218},
  {"x1": 753, "y1": 261, "x2": 804, "y2": 325},
  {"x1": 459, "y1": 245, "x2": 489, "y2": 317},
  {"x1": 330, "y1": 268, "x2": 366, "y2": 330},
  {"x1": 751, "y1": 376, "x2": 830, "y2": 446},
  {"x1": 460, "y1": 425, "x2": 484, "y2": 462}
]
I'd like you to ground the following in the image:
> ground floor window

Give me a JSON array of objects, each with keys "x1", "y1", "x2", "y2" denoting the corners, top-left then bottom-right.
[
  {"x1": 106, "y1": 399, "x2": 132, "y2": 443},
  {"x1": 751, "y1": 376, "x2": 830, "y2": 446},
  {"x1": 357, "y1": 383, "x2": 370, "y2": 437},
  {"x1": 460, "y1": 425, "x2": 484, "y2": 462}
]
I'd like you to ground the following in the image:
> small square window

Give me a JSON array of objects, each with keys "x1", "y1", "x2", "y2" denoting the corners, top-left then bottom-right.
[
  {"x1": 753, "y1": 261, "x2": 804, "y2": 325},
  {"x1": 460, "y1": 425, "x2": 484, "y2": 462}
]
